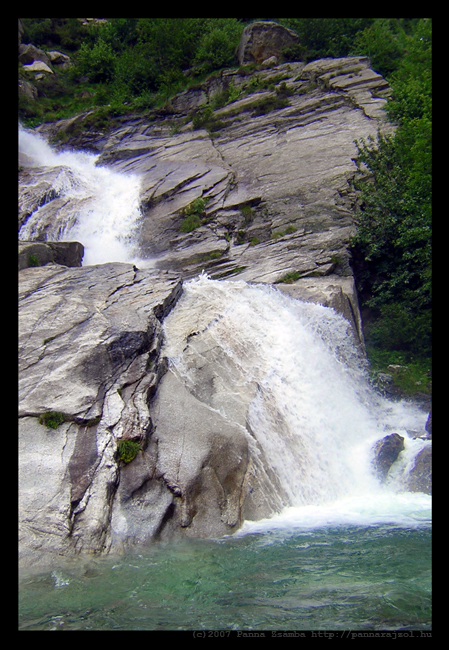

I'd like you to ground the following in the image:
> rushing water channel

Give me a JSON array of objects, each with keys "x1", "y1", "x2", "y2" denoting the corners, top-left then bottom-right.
[{"x1": 18, "y1": 126, "x2": 431, "y2": 631}]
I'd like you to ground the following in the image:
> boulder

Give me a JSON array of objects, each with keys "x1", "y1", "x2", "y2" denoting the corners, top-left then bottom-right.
[
  {"x1": 19, "y1": 18, "x2": 24, "y2": 47},
  {"x1": 18, "y1": 240, "x2": 84, "y2": 270},
  {"x1": 19, "y1": 79, "x2": 38, "y2": 102},
  {"x1": 404, "y1": 446, "x2": 431, "y2": 495},
  {"x1": 47, "y1": 50, "x2": 71, "y2": 69},
  {"x1": 236, "y1": 21, "x2": 301, "y2": 65},
  {"x1": 372, "y1": 433, "x2": 405, "y2": 481},
  {"x1": 22, "y1": 61, "x2": 53, "y2": 75},
  {"x1": 19, "y1": 43, "x2": 50, "y2": 67}
]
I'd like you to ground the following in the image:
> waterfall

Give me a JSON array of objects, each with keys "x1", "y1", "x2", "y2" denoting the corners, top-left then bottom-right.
[
  {"x1": 162, "y1": 273, "x2": 431, "y2": 532},
  {"x1": 18, "y1": 124, "x2": 145, "y2": 266},
  {"x1": 18, "y1": 125, "x2": 431, "y2": 532}
]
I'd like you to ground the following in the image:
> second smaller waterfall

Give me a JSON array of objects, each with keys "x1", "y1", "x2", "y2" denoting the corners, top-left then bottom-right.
[{"x1": 19, "y1": 125, "x2": 145, "y2": 266}]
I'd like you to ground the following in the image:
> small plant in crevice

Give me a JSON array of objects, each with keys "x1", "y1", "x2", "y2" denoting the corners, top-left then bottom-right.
[
  {"x1": 277, "y1": 271, "x2": 301, "y2": 284},
  {"x1": 38, "y1": 411, "x2": 67, "y2": 429},
  {"x1": 240, "y1": 204, "x2": 254, "y2": 223},
  {"x1": 271, "y1": 225, "x2": 297, "y2": 239},
  {"x1": 235, "y1": 230, "x2": 246, "y2": 245},
  {"x1": 28, "y1": 254, "x2": 40, "y2": 267},
  {"x1": 180, "y1": 214, "x2": 201, "y2": 233},
  {"x1": 117, "y1": 439, "x2": 141, "y2": 464},
  {"x1": 251, "y1": 95, "x2": 290, "y2": 117},
  {"x1": 216, "y1": 266, "x2": 246, "y2": 278},
  {"x1": 179, "y1": 197, "x2": 210, "y2": 233},
  {"x1": 191, "y1": 105, "x2": 226, "y2": 133}
]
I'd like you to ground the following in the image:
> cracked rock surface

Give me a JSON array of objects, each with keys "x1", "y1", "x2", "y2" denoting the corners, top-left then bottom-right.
[
  {"x1": 19, "y1": 56, "x2": 400, "y2": 561},
  {"x1": 19, "y1": 263, "x2": 182, "y2": 560}
]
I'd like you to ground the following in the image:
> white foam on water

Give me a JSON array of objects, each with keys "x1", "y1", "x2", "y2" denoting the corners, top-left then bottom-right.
[
  {"x1": 19, "y1": 124, "x2": 146, "y2": 266},
  {"x1": 162, "y1": 273, "x2": 431, "y2": 530}
]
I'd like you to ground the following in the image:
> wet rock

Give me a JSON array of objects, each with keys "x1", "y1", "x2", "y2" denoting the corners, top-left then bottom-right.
[
  {"x1": 425, "y1": 409, "x2": 432, "y2": 438},
  {"x1": 373, "y1": 433, "x2": 405, "y2": 481},
  {"x1": 404, "y1": 446, "x2": 432, "y2": 495}
]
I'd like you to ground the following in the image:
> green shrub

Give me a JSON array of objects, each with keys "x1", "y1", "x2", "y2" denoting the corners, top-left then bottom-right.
[
  {"x1": 38, "y1": 411, "x2": 66, "y2": 429},
  {"x1": 275, "y1": 81, "x2": 294, "y2": 97},
  {"x1": 117, "y1": 439, "x2": 141, "y2": 464},
  {"x1": 240, "y1": 205, "x2": 254, "y2": 222},
  {"x1": 180, "y1": 214, "x2": 201, "y2": 233},
  {"x1": 76, "y1": 39, "x2": 116, "y2": 83},
  {"x1": 193, "y1": 19, "x2": 243, "y2": 73},
  {"x1": 179, "y1": 197, "x2": 209, "y2": 233},
  {"x1": 191, "y1": 106, "x2": 225, "y2": 133},
  {"x1": 28, "y1": 254, "x2": 40, "y2": 267},
  {"x1": 251, "y1": 95, "x2": 290, "y2": 116}
]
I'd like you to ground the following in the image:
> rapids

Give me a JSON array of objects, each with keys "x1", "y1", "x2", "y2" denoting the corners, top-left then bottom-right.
[{"x1": 19, "y1": 124, "x2": 145, "y2": 266}]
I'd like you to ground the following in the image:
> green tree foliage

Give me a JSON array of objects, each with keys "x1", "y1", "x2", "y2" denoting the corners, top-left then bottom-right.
[
  {"x1": 193, "y1": 19, "x2": 243, "y2": 72},
  {"x1": 278, "y1": 18, "x2": 374, "y2": 60},
  {"x1": 350, "y1": 19, "x2": 432, "y2": 360},
  {"x1": 351, "y1": 19, "x2": 403, "y2": 76},
  {"x1": 75, "y1": 38, "x2": 116, "y2": 83}
]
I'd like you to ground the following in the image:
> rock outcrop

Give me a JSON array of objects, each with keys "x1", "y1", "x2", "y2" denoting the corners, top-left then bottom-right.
[
  {"x1": 372, "y1": 433, "x2": 405, "y2": 481},
  {"x1": 19, "y1": 263, "x2": 182, "y2": 560},
  {"x1": 26, "y1": 56, "x2": 392, "y2": 347},
  {"x1": 404, "y1": 446, "x2": 432, "y2": 495},
  {"x1": 19, "y1": 241, "x2": 84, "y2": 270},
  {"x1": 236, "y1": 21, "x2": 301, "y2": 66}
]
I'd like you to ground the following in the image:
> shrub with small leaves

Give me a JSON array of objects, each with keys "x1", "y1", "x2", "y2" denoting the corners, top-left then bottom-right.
[
  {"x1": 117, "y1": 439, "x2": 141, "y2": 464},
  {"x1": 38, "y1": 411, "x2": 66, "y2": 429}
]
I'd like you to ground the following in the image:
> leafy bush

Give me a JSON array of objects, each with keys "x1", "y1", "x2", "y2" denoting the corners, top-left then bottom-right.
[
  {"x1": 194, "y1": 19, "x2": 243, "y2": 73},
  {"x1": 117, "y1": 439, "x2": 141, "y2": 464},
  {"x1": 278, "y1": 18, "x2": 374, "y2": 61},
  {"x1": 180, "y1": 214, "x2": 201, "y2": 233},
  {"x1": 351, "y1": 19, "x2": 403, "y2": 76},
  {"x1": 251, "y1": 95, "x2": 290, "y2": 116},
  {"x1": 76, "y1": 39, "x2": 116, "y2": 83},
  {"x1": 179, "y1": 198, "x2": 208, "y2": 232},
  {"x1": 192, "y1": 106, "x2": 225, "y2": 133},
  {"x1": 38, "y1": 411, "x2": 66, "y2": 429}
]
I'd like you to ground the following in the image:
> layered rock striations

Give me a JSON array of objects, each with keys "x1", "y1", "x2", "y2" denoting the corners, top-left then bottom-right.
[
  {"x1": 25, "y1": 56, "x2": 392, "y2": 348},
  {"x1": 19, "y1": 53, "x2": 430, "y2": 561}
]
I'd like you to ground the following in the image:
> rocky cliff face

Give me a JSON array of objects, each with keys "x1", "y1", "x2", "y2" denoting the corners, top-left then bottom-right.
[
  {"x1": 19, "y1": 263, "x2": 181, "y2": 559},
  {"x1": 33, "y1": 56, "x2": 390, "y2": 290},
  {"x1": 20, "y1": 54, "x2": 429, "y2": 562}
]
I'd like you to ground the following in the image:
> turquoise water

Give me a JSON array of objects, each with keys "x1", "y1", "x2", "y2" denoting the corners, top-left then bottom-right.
[{"x1": 18, "y1": 523, "x2": 431, "y2": 631}]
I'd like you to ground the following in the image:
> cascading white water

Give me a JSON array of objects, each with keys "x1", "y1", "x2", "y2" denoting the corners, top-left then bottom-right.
[
  {"x1": 19, "y1": 124, "x2": 145, "y2": 266},
  {"x1": 162, "y1": 273, "x2": 431, "y2": 532},
  {"x1": 18, "y1": 125, "x2": 431, "y2": 532}
]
